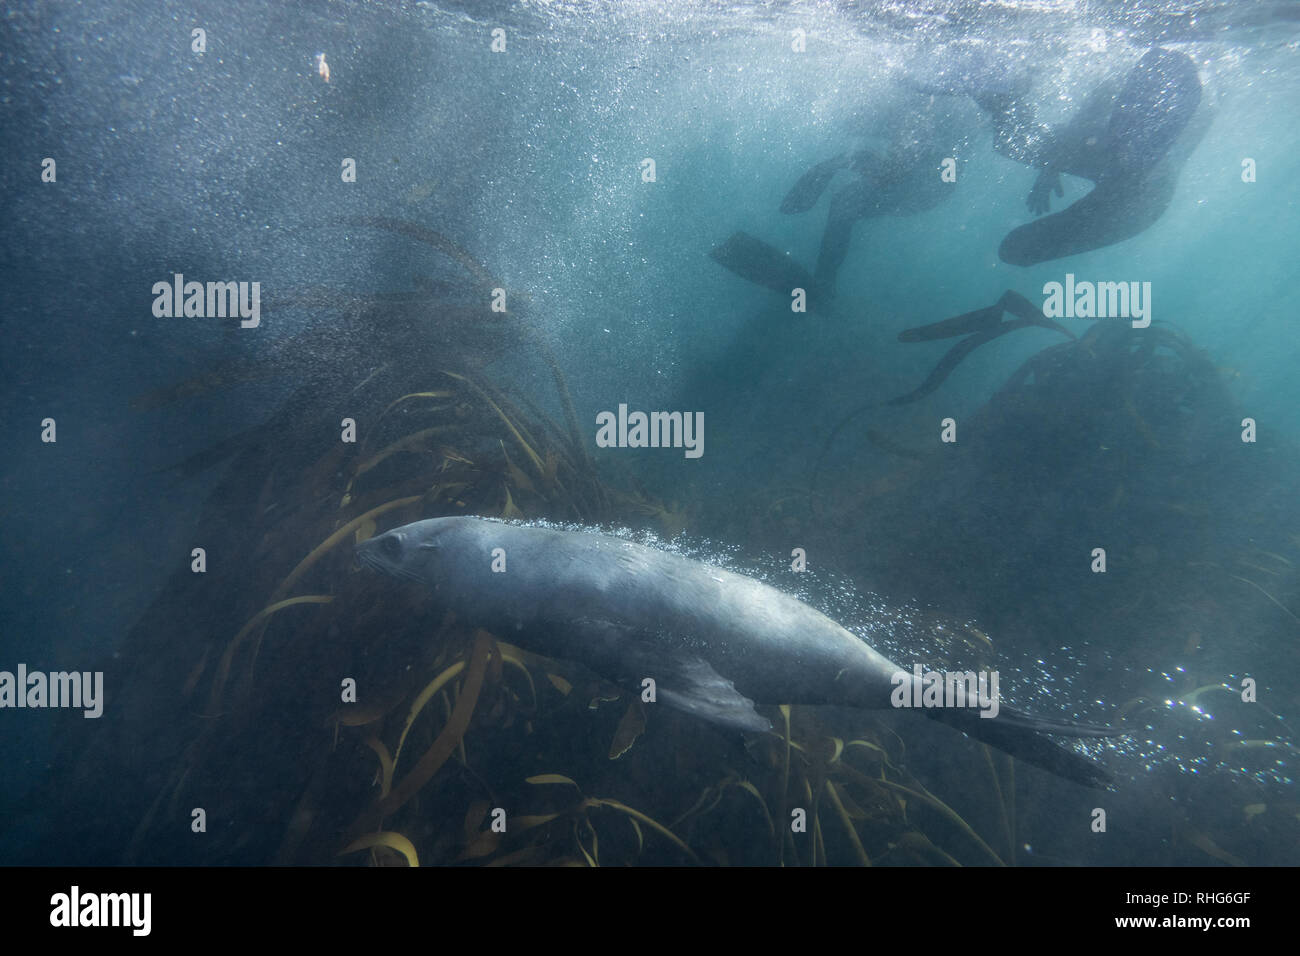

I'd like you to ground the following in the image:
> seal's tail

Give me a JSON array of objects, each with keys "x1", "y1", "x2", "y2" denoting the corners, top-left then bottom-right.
[{"x1": 923, "y1": 704, "x2": 1119, "y2": 789}]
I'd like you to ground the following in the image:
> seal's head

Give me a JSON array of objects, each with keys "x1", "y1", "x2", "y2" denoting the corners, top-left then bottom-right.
[{"x1": 356, "y1": 517, "x2": 469, "y2": 586}]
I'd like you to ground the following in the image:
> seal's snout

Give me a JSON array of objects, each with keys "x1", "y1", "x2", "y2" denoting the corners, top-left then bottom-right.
[
  {"x1": 356, "y1": 529, "x2": 431, "y2": 585},
  {"x1": 355, "y1": 531, "x2": 399, "y2": 573},
  {"x1": 355, "y1": 537, "x2": 381, "y2": 572}
]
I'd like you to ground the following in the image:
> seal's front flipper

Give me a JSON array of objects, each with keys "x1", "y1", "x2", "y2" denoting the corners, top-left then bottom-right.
[
  {"x1": 780, "y1": 154, "x2": 850, "y2": 214},
  {"x1": 709, "y1": 231, "x2": 830, "y2": 312},
  {"x1": 656, "y1": 656, "x2": 773, "y2": 733},
  {"x1": 924, "y1": 704, "x2": 1118, "y2": 789}
]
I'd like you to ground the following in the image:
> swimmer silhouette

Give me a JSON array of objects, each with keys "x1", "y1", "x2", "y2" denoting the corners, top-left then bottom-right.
[
  {"x1": 976, "y1": 47, "x2": 1207, "y2": 265},
  {"x1": 801, "y1": 143, "x2": 953, "y2": 292},
  {"x1": 710, "y1": 99, "x2": 958, "y2": 309}
]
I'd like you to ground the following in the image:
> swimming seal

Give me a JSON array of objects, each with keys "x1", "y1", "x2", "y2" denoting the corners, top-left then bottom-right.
[{"x1": 358, "y1": 516, "x2": 1117, "y2": 787}]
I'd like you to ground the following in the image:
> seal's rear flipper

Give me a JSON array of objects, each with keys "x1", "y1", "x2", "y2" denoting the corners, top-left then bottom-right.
[
  {"x1": 780, "y1": 154, "x2": 850, "y2": 214},
  {"x1": 709, "y1": 231, "x2": 830, "y2": 312},
  {"x1": 924, "y1": 705, "x2": 1119, "y2": 789}
]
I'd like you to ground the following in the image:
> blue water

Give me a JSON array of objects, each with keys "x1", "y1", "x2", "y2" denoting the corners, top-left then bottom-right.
[{"x1": 1, "y1": 0, "x2": 1298, "y2": 866}]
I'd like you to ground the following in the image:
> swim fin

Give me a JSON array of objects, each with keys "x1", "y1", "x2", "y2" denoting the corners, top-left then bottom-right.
[
  {"x1": 709, "y1": 231, "x2": 831, "y2": 312},
  {"x1": 890, "y1": 291, "x2": 1074, "y2": 404}
]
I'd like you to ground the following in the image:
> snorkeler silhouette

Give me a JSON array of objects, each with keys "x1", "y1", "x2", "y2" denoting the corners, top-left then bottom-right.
[
  {"x1": 857, "y1": 48, "x2": 1211, "y2": 406},
  {"x1": 800, "y1": 141, "x2": 954, "y2": 293},
  {"x1": 710, "y1": 99, "x2": 959, "y2": 309},
  {"x1": 710, "y1": 47, "x2": 1206, "y2": 307},
  {"x1": 972, "y1": 46, "x2": 1207, "y2": 265}
]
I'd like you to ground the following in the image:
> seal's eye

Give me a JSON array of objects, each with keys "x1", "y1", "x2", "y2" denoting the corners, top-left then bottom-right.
[{"x1": 381, "y1": 534, "x2": 404, "y2": 560}]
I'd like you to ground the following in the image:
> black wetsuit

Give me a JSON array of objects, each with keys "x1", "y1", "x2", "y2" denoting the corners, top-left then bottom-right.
[
  {"x1": 976, "y1": 47, "x2": 1206, "y2": 265},
  {"x1": 813, "y1": 147, "x2": 953, "y2": 290}
]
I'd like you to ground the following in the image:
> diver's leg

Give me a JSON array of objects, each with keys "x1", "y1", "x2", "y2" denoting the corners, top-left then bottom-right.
[
  {"x1": 1105, "y1": 47, "x2": 1202, "y2": 179},
  {"x1": 1000, "y1": 49, "x2": 1198, "y2": 258},
  {"x1": 814, "y1": 183, "x2": 875, "y2": 292},
  {"x1": 814, "y1": 208, "x2": 856, "y2": 293},
  {"x1": 998, "y1": 165, "x2": 1176, "y2": 266},
  {"x1": 780, "y1": 154, "x2": 850, "y2": 214}
]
